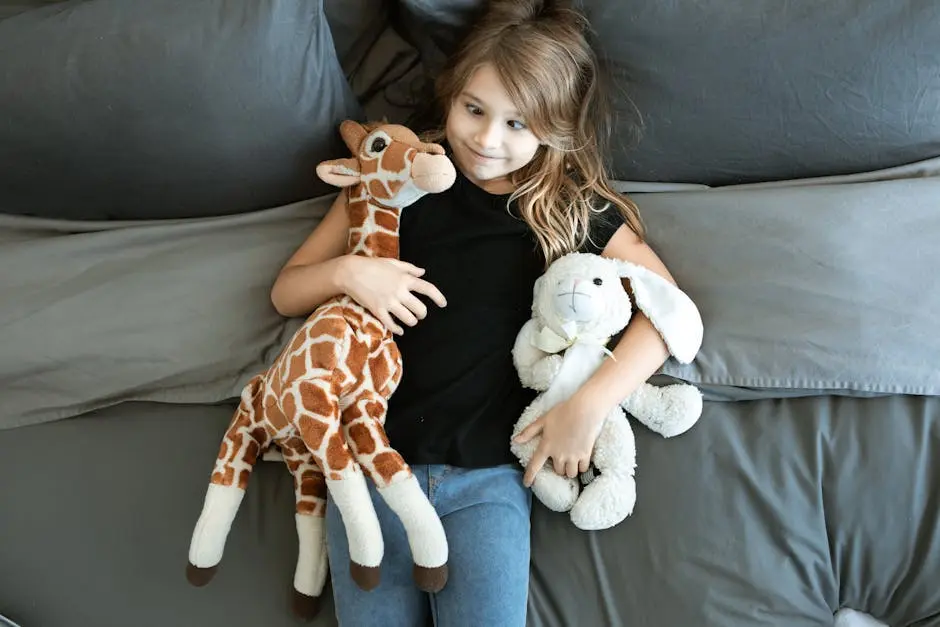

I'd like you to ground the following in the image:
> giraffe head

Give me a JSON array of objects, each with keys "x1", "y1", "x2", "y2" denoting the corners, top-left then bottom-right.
[{"x1": 316, "y1": 120, "x2": 456, "y2": 209}]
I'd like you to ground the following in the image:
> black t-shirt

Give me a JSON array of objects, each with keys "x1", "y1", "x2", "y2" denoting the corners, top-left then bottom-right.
[{"x1": 386, "y1": 159, "x2": 624, "y2": 468}]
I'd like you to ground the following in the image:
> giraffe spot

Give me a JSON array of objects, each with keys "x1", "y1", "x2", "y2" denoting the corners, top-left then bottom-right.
[
  {"x1": 296, "y1": 501, "x2": 317, "y2": 515},
  {"x1": 344, "y1": 337, "x2": 370, "y2": 383},
  {"x1": 222, "y1": 467, "x2": 236, "y2": 486},
  {"x1": 347, "y1": 201, "x2": 370, "y2": 227},
  {"x1": 365, "y1": 232, "x2": 399, "y2": 259},
  {"x1": 288, "y1": 350, "x2": 307, "y2": 382},
  {"x1": 308, "y1": 336, "x2": 341, "y2": 371},
  {"x1": 360, "y1": 158, "x2": 379, "y2": 176},
  {"x1": 263, "y1": 422, "x2": 279, "y2": 441},
  {"x1": 381, "y1": 145, "x2": 407, "y2": 174},
  {"x1": 237, "y1": 469, "x2": 251, "y2": 490},
  {"x1": 372, "y1": 451, "x2": 407, "y2": 485},
  {"x1": 373, "y1": 208, "x2": 399, "y2": 232},
  {"x1": 348, "y1": 422, "x2": 376, "y2": 455},
  {"x1": 345, "y1": 307, "x2": 365, "y2": 332},
  {"x1": 299, "y1": 471, "x2": 327, "y2": 499},
  {"x1": 325, "y1": 431, "x2": 351, "y2": 473},
  {"x1": 348, "y1": 231, "x2": 363, "y2": 252},
  {"x1": 299, "y1": 380, "x2": 337, "y2": 419},
  {"x1": 245, "y1": 439, "x2": 261, "y2": 465},
  {"x1": 298, "y1": 414, "x2": 331, "y2": 452},
  {"x1": 368, "y1": 179, "x2": 387, "y2": 199},
  {"x1": 329, "y1": 471, "x2": 344, "y2": 481},
  {"x1": 250, "y1": 425, "x2": 267, "y2": 444},
  {"x1": 215, "y1": 441, "x2": 230, "y2": 462},
  {"x1": 370, "y1": 354, "x2": 393, "y2": 394},
  {"x1": 282, "y1": 393, "x2": 297, "y2": 422},
  {"x1": 230, "y1": 432, "x2": 244, "y2": 461}
]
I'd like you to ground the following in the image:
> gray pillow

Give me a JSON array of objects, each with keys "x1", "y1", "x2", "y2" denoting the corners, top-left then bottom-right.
[
  {"x1": 3, "y1": 171, "x2": 937, "y2": 430},
  {"x1": 635, "y1": 176, "x2": 940, "y2": 397},
  {"x1": 0, "y1": 0, "x2": 362, "y2": 220},
  {"x1": 396, "y1": 0, "x2": 940, "y2": 185},
  {"x1": 0, "y1": 199, "x2": 326, "y2": 430}
]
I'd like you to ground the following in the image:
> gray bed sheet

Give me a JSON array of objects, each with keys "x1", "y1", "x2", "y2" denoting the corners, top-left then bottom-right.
[{"x1": 2, "y1": 397, "x2": 938, "y2": 627}]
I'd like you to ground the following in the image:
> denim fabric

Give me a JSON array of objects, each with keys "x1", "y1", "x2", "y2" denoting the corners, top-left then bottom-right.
[{"x1": 326, "y1": 463, "x2": 532, "y2": 627}]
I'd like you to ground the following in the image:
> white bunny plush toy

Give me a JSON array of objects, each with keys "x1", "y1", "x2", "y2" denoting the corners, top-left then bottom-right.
[{"x1": 510, "y1": 252, "x2": 705, "y2": 530}]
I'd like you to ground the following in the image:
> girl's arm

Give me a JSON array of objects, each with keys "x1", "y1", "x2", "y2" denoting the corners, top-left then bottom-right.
[
  {"x1": 270, "y1": 192, "x2": 448, "y2": 332},
  {"x1": 571, "y1": 224, "x2": 674, "y2": 413},
  {"x1": 515, "y1": 224, "x2": 677, "y2": 486},
  {"x1": 270, "y1": 192, "x2": 353, "y2": 318}
]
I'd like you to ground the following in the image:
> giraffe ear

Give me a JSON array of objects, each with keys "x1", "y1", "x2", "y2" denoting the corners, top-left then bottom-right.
[
  {"x1": 339, "y1": 119, "x2": 369, "y2": 154},
  {"x1": 316, "y1": 158, "x2": 361, "y2": 188}
]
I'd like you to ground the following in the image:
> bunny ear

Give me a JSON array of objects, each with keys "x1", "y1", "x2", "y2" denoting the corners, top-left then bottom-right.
[{"x1": 615, "y1": 260, "x2": 703, "y2": 364}]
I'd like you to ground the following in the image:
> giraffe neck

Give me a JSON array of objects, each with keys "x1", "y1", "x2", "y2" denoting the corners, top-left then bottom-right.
[{"x1": 346, "y1": 188, "x2": 401, "y2": 260}]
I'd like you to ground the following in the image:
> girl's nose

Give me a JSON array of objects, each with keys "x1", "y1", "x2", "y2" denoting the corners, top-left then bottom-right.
[{"x1": 475, "y1": 121, "x2": 501, "y2": 150}]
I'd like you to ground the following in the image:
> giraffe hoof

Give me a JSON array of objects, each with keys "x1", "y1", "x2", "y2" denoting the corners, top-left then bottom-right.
[
  {"x1": 413, "y1": 563, "x2": 448, "y2": 593},
  {"x1": 185, "y1": 562, "x2": 218, "y2": 587},
  {"x1": 349, "y1": 562, "x2": 381, "y2": 591},
  {"x1": 291, "y1": 590, "x2": 322, "y2": 620}
]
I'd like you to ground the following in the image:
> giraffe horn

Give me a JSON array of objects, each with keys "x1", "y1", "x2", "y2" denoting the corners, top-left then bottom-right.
[{"x1": 339, "y1": 120, "x2": 369, "y2": 154}]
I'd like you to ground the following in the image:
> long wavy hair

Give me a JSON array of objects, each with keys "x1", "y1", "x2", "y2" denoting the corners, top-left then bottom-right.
[{"x1": 426, "y1": 0, "x2": 644, "y2": 266}]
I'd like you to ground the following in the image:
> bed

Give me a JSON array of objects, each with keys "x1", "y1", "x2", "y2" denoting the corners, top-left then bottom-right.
[{"x1": 2, "y1": 1, "x2": 939, "y2": 625}]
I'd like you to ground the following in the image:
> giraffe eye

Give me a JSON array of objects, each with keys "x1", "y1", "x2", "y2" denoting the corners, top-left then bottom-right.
[{"x1": 370, "y1": 136, "x2": 387, "y2": 153}]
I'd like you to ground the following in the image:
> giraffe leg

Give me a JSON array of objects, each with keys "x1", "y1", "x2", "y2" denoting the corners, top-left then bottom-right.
[
  {"x1": 280, "y1": 436, "x2": 329, "y2": 620},
  {"x1": 287, "y1": 376, "x2": 385, "y2": 591},
  {"x1": 342, "y1": 389, "x2": 449, "y2": 593},
  {"x1": 187, "y1": 376, "x2": 268, "y2": 586}
]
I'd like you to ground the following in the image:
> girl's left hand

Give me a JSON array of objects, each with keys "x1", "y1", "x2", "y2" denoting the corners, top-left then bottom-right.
[{"x1": 513, "y1": 395, "x2": 608, "y2": 488}]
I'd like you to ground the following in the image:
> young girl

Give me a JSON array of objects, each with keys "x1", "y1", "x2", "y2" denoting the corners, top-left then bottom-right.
[{"x1": 270, "y1": 1, "x2": 680, "y2": 625}]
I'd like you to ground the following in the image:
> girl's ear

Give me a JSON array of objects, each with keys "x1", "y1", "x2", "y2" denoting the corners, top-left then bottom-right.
[
  {"x1": 615, "y1": 260, "x2": 704, "y2": 364},
  {"x1": 315, "y1": 158, "x2": 361, "y2": 188}
]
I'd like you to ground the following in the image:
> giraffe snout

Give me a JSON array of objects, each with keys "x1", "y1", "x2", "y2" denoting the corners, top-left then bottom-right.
[{"x1": 411, "y1": 152, "x2": 456, "y2": 194}]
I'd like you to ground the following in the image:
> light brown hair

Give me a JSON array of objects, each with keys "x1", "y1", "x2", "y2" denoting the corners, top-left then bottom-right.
[{"x1": 428, "y1": 0, "x2": 644, "y2": 266}]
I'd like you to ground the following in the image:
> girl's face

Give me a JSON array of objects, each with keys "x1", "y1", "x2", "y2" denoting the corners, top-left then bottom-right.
[{"x1": 445, "y1": 63, "x2": 542, "y2": 194}]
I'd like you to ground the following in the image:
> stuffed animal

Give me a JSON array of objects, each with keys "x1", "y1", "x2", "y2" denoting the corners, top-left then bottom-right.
[
  {"x1": 186, "y1": 120, "x2": 457, "y2": 619},
  {"x1": 510, "y1": 252, "x2": 704, "y2": 530}
]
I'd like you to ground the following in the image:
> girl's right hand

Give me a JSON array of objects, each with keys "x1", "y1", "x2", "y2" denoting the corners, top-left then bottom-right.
[{"x1": 339, "y1": 255, "x2": 447, "y2": 335}]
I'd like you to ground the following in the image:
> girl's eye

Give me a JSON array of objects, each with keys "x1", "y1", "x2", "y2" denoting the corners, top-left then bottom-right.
[
  {"x1": 466, "y1": 103, "x2": 483, "y2": 116},
  {"x1": 508, "y1": 120, "x2": 527, "y2": 131}
]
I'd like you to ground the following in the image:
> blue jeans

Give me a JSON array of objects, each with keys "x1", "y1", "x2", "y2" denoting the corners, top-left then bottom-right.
[{"x1": 326, "y1": 463, "x2": 532, "y2": 627}]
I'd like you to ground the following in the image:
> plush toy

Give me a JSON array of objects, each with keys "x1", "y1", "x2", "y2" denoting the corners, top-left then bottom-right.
[
  {"x1": 186, "y1": 120, "x2": 457, "y2": 619},
  {"x1": 510, "y1": 252, "x2": 704, "y2": 530}
]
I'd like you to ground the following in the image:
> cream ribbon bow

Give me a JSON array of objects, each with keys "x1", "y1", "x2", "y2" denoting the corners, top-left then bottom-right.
[{"x1": 531, "y1": 321, "x2": 617, "y2": 361}]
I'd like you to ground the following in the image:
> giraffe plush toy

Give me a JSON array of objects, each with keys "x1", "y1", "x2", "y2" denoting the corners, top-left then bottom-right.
[{"x1": 186, "y1": 120, "x2": 457, "y2": 619}]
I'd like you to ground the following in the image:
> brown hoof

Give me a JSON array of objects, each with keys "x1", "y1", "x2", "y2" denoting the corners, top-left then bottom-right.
[
  {"x1": 186, "y1": 562, "x2": 218, "y2": 587},
  {"x1": 349, "y1": 561, "x2": 381, "y2": 591},
  {"x1": 291, "y1": 590, "x2": 322, "y2": 621},
  {"x1": 413, "y1": 563, "x2": 448, "y2": 593}
]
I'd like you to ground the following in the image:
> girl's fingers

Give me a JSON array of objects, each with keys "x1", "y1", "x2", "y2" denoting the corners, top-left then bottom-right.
[
  {"x1": 412, "y1": 279, "x2": 447, "y2": 308},
  {"x1": 390, "y1": 259, "x2": 425, "y2": 276},
  {"x1": 378, "y1": 310, "x2": 404, "y2": 336},
  {"x1": 565, "y1": 460, "x2": 580, "y2": 479},
  {"x1": 389, "y1": 303, "x2": 419, "y2": 328},
  {"x1": 401, "y1": 293, "x2": 429, "y2": 320}
]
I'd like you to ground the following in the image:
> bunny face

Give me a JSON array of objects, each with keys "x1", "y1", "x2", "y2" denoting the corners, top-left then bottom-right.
[{"x1": 532, "y1": 253, "x2": 634, "y2": 344}]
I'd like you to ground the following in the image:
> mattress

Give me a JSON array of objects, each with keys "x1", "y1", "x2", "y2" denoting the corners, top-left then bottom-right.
[{"x1": 1, "y1": 396, "x2": 938, "y2": 627}]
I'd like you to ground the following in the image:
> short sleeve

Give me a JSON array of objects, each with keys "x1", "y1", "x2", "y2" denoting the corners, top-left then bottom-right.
[{"x1": 580, "y1": 201, "x2": 625, "y2": 255}]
